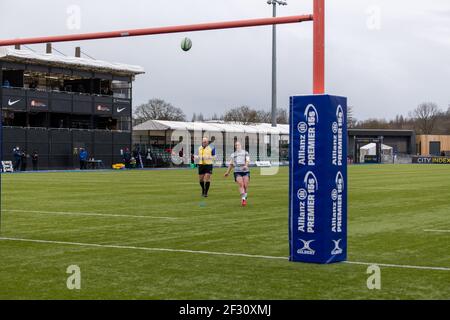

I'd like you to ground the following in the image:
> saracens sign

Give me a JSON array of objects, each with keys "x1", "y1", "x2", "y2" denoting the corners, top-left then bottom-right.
[
  {"x1": 289, "y1": 94, "x2": 348, "y2": 264},
  {"x1": 96, "y1": 104, "x2": 112, "y2": 113}
]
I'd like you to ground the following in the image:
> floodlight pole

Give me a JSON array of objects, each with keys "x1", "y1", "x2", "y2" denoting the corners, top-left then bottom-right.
[{"x1": 268, "y1": 1, "x2": 287, "y2": 127}]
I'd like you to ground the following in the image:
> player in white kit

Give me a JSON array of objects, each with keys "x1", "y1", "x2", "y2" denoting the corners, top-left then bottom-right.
[{"x1": 224, "y1": 141, "x2": 251, "y2": 207}]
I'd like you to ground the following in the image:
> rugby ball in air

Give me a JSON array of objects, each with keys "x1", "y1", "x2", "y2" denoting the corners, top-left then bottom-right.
[{"x1": 181, "y1": 37, "x2": 192, "y2": 52}]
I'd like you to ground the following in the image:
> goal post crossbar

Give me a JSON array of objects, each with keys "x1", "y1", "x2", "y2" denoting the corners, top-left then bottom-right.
[
  {"x1": 0, "y1": 1, "x2": 325, "y2": 93},
  {"x1": 0, "y1": 15, "x2": 313, "y2": 46}
]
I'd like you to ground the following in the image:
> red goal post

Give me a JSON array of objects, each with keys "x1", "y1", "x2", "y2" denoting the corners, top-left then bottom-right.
[{"x1": 0, "y1": 0, "x2": 325, "y2": 94}]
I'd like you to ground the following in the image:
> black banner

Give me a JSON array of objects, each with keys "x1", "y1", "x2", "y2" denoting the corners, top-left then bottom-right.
[
  {"x1": 364, "y1": 155, "x2": 379, "y2": 163},
  {"x1": 0, "y1": 300, "x2": 444, "y2": 317}
]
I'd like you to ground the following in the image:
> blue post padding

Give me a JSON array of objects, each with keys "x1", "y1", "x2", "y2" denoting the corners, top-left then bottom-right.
[{"x1": 289, "y1": 94, "x2": 348, "y2": 264}]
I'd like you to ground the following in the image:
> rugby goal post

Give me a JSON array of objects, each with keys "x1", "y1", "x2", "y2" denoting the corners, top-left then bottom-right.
[
  {"x1": 0, "y1": 0, "x2": 348, "y2": 264},
  {"x1": 0, "y1": 2, "x2": 324, "y2": 94}
]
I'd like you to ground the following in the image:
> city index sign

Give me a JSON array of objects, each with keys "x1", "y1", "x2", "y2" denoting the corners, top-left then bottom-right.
[{"x1": 412, "y1": 156, "x2": 450, "y2": 164}]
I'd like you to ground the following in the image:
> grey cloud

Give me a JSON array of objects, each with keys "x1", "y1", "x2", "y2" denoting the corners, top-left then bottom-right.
[{"x1": 1, "y1": 0, "x2": 449, "y2": 120}]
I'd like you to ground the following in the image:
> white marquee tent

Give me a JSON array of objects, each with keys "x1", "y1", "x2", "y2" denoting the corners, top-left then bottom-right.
[{"x1": 359, "y1": 143, "x2": 393, "y2": 163}]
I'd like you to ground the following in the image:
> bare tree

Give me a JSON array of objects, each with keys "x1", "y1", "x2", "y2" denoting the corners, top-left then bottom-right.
[
  {"x1": 223, "y1": 106, "x2": 288, "y2": 124},
  {"x1": 347, "y1": 106, "x2": 356, "y2": 128},
  {"x1": 355, "y1": 118, "x2": 390, "y2": 129},
  {"x1": 134, "y1": 99, "x2": 186, "y2": 122},
  {"x1": 276, "y1": 108, "x2": 289, "y2": 124},
  {"x1": 223, "y1": 106, "x2": 259, "y2": 124},
  {"x1": 410, "y1": 102, "x2": 440, "y2": 134},
  {"x1": 256, "y1": 110, "x2": 271, "y2": 123}
]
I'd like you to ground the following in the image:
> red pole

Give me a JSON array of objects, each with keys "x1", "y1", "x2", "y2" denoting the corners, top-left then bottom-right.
[
  {"x1": 313, "y1": 0, "x2": 325, "y2": 94},
  {"x1": 0, "y1": 15, "x2": 313, "y2": 47}
]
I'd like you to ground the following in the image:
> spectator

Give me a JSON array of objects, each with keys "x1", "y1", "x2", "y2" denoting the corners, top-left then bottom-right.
[
  {"x1": 145, "y1": 149, "x2": 153, "y2": 167},
  {"x1": 20, "y1": 151, "x2": 28, "y2": 171},
  {"x1": 123, "y1": 147, "x2": 131, "y2": 168},
  {"x1": 79, "y1": 148, "x2": 88, "y2": 170},
  {"x1": 133, "y1": 147, "x2": 143, "y2": 168},
  {"x1": 29, "y1": 80, "x2": 38, "y2": 89},
  {"x1": 130, "y1": 157, "x2": 137, "y2": 168},
  {"x1": 3, "y1": 79, "x2": 11, "y2": 87},
  {"x1": 32, "y1": 151, "x2": 39, "y2": 171},
  {"x1": 13, "y1": 147, "x2": 22, "y2": 171}
]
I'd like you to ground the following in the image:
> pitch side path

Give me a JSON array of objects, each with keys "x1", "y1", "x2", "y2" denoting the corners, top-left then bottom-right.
[{"x1": 0, "y1": 165, "x2": 449, "y2": 299}]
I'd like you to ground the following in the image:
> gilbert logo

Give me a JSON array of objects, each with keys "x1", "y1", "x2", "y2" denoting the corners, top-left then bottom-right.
[
  {"x1": 331, "y1": 239, "x2": 343, "y2": 255},
  {"x1": 298, "y1": 239, "x2": 315, "y2": 255},
  {"x1": 8, "y1": 99, "x2": 21, "y2": 106}
]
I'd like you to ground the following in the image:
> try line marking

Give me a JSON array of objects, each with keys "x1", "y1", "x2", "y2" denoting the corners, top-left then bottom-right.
[
  {"x1": 1, "y1": 209, "x2": 178, "y2": 220},
  {"x1": 0, "y1": 237, "x2": 449, "y2": 272},
  {"x1": 424, "y1": 229, "x2": 450, "y2": 233}
]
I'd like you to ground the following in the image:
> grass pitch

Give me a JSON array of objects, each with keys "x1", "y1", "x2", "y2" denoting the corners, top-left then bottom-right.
[{"x1": 0, "y1": 165, "x2": 449, "y2": 299}]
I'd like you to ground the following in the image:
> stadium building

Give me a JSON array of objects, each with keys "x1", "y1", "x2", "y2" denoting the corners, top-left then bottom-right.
[
  {"x1": 0, "y1": 46, "x2": 144, "y2": 170},
  {"x1": 416, "y1": 135, "x2": 450, "y2": 156},
  {"x1": 133, "y1": 122, "x2": 419, "y2": 166},
  {"x1": 132, "y1": 120, "x2": 290, "y2": 167},
  {"x1": 348, "y1": 129, "x2": 416, "y2": 163}
]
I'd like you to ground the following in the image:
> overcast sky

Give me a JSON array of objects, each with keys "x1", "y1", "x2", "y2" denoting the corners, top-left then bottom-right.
[{"x1": 1, "y1": 0, "x2": 449, "y2": 121}]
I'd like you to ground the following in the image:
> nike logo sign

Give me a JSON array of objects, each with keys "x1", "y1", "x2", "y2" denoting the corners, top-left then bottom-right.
[
  {"x1": 117, "y1": 107, "x2": 126, "y2": 113},
  {"x1": 8, "y1": 99, "x2": 21, "y2": 106}
]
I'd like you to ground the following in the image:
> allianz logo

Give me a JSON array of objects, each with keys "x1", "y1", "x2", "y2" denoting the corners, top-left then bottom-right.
[
  {"x1": 305, "y1": 104, "x2": 319, "y2": 126},
  {"x1": 331, "y1": 171, "x2": 344, "y2": 233},
  {"x1": 297, "y1": 171, "x2": 319, "y2": 200},
  {"x1": 297, "y1": 104, "x2": 319, "y2": 134},
  {"x1": 297, "y1": 171, "x2": 318, "y2": 234},
  {"x1": 332, "y1": 105, "x2": 344, "y2": 134},
  {"x1": 331, "y1": 239, "x2": 343, "y2": 255},
  {"x1": 331, "y1": 171, "x2": 344, "y2": 200},
  {"x1": 332, "y1": 105, "x2": 344, "y2": 166},
  {"x1": 297, "y1": 239, "x2": 315, "y2": 255}
]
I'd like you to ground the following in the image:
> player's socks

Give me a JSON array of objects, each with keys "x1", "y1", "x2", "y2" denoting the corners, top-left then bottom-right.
[
  {"x1": 244, "y1": 193, "x2": 248, "y2": 199},
  {"x1": 205, "y1": 182, "x2": 210, "y2": 196},
  {"x1": 200, "y1": 181, "x2": 205, "y2": 195}
]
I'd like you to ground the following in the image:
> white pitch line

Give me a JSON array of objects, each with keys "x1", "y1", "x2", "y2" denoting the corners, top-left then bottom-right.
[
  {"x1": 424, "y1": 229, "x2": 450, "y2": 233},
  {"x1": 0, "y1": 237, "x2": 285, "y2": 261},
  {"x1": 0, "y1": 237, "x2": 449, "y2": 272},
  {"x1": 344, "y1": 261, "x2": 450, "y2": 272},
  {"x1": 1, "y1": 209, "x2": 178, "y2": 220}
]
